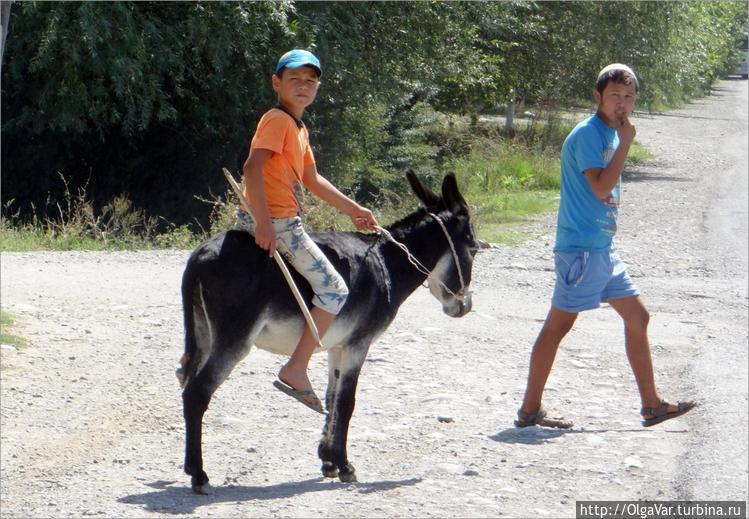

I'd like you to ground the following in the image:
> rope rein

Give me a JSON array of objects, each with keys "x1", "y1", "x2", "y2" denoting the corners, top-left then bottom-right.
[
  {"x1": 223, "y1": 168, "x2": 471, "y2": 334},
  {"x1": 223, "y1": 168, "x2": 470, "y2": 348}
]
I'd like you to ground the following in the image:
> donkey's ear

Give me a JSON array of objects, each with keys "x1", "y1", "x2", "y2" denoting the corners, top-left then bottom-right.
[
  {"x1": 441, "y1": 173, "x2": 469, "y2": 216},
  {"x1": 406, "y1": 169, "x2": 440, "y2": 209}
]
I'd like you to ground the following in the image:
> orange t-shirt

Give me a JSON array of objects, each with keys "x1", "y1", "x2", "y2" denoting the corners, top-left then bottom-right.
[{"x1": 245, "y1": 108, "x2": 316, "y2": 218}]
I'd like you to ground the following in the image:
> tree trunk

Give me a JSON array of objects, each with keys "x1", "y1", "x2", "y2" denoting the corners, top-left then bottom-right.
[{"x1": 505, "y1": 99, "x2": 515, "y2": 135}]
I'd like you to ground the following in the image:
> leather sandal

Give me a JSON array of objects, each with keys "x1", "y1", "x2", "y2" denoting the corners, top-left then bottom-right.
[
  {"x1": 514, "y1": 405, "x2": 573, "y2": 429},
  {"x1": 641, "y1": 399, "x2": 697, "y2": 427}
]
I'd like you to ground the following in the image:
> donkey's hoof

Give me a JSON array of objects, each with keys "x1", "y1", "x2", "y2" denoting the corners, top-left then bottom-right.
[
  {"x1": 191, "y1": 471, "x2": 212, "y2": 494},
  {"x1": 338, "y1": 464, "x2": 357, "y2": 483},
  {"x1": 192, "y1": 482, "x2": 213, "y2": 495},
  {"x1": 321, "y1": 462, "x2": 338, "y2": 478}
]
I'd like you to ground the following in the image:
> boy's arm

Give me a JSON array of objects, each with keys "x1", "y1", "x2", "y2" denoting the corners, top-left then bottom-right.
[
  {"x1": 302, "y1": 163, "x2": 379, "y2": 231},
  {"x1": 584, "y1": 116, "x2": 636, "y2": 198},
  {"x1": 242, "y1": 148, "x2": 276, "y2": 257}
]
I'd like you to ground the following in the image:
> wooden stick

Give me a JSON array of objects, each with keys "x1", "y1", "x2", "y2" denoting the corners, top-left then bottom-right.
[{"x1": 222, "y1": 168, "x2": 323, "y2": 348}]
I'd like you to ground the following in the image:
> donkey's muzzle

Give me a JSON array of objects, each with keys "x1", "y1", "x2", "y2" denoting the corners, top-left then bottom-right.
[{"x1": 443, "y1": 292, "x2": 472, "y2": 318}]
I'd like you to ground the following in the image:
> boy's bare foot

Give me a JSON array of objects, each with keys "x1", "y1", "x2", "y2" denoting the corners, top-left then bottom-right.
[
  {"x1": 278, "y1": 365, "x2": 313, "y2": 393},
  {"x1": 274, "y1": 365, "x2": 324, "y2": 413}
]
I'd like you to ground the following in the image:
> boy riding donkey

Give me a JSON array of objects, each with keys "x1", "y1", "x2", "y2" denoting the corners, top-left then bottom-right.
[{"x1": 240, "y1": 49, "x2": 378, "y2": 413}]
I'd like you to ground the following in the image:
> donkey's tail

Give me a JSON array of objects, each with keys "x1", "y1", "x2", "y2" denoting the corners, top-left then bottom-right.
[{"x1": 177, "y1": 256, "x2": 202, "y2": 389}]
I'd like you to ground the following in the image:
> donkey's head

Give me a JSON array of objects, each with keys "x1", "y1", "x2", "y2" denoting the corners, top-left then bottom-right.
[{"x1": 407, "y1": 170, "x2": 478, "y2": 318}]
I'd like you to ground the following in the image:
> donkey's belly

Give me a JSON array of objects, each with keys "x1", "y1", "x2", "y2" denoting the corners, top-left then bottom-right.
[{"x1": 253, "y1": 316, "x2": 346, "y2": 356}]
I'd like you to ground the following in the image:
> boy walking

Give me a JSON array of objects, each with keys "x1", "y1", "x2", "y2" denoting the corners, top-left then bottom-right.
[
  {"x1": 515, "y1": 64, "x2": 696, "y2": 429},
  {"x1": 242, "y1": 49, "x2": 378, "y2": 413}
]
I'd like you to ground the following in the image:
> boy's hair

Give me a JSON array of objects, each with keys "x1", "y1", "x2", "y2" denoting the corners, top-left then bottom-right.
[{"x1": 596, "y1": 63, "x2": 639, "y2": 93}]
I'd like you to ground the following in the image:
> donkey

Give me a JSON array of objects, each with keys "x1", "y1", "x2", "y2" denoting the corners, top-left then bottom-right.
[{"x1": 178, "y1": 171, "x2": 478, "y2": 494}]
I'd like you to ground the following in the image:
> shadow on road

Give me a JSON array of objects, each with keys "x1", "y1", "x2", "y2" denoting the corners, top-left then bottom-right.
[
  {"x1": 623, "y1": 169, "x2": 694, "y2": 183},
  {"x1": 118, "y1": 476, "x2": 423, "y2": 514},
  {"x1": 489, "y1": 426, "x2": 690, "y2": 445}
]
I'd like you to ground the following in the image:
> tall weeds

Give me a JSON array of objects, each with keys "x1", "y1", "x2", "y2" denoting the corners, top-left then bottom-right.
[
  {"x1": 1, "y1": 112, "x2": 655, "y2": 251},
  {"x1": 1, "y1": 173, "x2": 196, "y2": 251}
]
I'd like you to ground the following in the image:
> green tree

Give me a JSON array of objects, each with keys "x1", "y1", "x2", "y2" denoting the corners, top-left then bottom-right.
[
  {"x1": 2, "y1": 1, "x2": 746, "y2": 229},
  {"x1": 2, "y1": 1, "x2": 295, "y2": 223}
]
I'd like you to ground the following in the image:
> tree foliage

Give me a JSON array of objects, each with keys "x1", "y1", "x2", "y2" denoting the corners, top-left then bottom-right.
[
  {"x1": 2, "y1": 1, "x2": 746, "y2": 226},
  {"x1": 2, "y1": 1, "x2": 295, "y2": 222}
]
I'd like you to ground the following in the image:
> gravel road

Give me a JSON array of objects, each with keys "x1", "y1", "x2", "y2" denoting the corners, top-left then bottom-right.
[{"x1": 1, "y1": 79, "x2": 747, "y2": 518}]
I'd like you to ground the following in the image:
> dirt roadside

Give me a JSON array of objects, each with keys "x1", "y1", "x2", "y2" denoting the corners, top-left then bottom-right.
[{"x1": 1, "y1": 79, "x2": 747, "y2": 518}]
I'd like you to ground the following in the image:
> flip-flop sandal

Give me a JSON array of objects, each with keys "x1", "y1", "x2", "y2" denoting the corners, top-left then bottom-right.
[
  {"x1": 641, "y1": 399, "x2": 697, "y2": 427},
  {"x1": 273, "y1": 379, "x2": 327, "y2": 415},
  {"x1": 514, "y1": 405, "x2": 573, "y2": 429}
]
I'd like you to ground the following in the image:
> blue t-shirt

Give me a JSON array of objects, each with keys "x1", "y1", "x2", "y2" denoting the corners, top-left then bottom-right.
[{"x1": 554, "y1": 114, "x2": 620, "y2": 252}]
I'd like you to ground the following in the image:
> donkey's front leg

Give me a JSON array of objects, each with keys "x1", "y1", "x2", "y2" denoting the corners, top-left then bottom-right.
[
  {"x1": 319, "y1": 348, "x2": 341, "y2": 478},
  {"x1": 322, "y1": 345, "x2": 367, "y2": 483}
]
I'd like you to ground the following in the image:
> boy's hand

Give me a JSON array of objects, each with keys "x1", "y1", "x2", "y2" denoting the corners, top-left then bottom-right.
[
  {"x1": 254, "y1": 220, "x2": 276, "y2": 257},
  {"x1": 617, "y1": 115, "x2": 636, "y2": 144},
  {"x1": 350, "y1": 206, "x2": 379, "y2": 232}
]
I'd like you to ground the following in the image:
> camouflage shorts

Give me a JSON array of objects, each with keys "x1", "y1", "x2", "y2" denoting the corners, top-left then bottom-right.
[{"x1": 236, "y1": 211, "x2": 349, "y2": 315}]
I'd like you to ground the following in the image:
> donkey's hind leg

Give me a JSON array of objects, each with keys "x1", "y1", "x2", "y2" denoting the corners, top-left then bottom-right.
[
  {"x1": 183, "y1": 337, "x2": 252, "y2": 494},
  {"x1": 177, "y1": 298, "x2": 213, "y2": 388}
]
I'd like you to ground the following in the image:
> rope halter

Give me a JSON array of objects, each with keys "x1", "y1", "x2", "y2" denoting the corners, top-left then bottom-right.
[{"x1": 376, "y1": 212, "x2": 472, "y2": 304}]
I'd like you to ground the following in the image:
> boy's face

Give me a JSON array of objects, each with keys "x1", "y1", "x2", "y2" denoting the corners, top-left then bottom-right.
[
  {"x1": 272, "y1": 66, "x2": 320, "y2": 112},
  {"x1": 594, "y1": 80, "x2": 637, "y2": 126}
]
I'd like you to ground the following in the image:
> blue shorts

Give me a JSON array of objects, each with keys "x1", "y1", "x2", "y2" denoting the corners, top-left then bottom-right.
[{"x1": 551, "y1": 249, "x2": 640, "y2": 313}]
